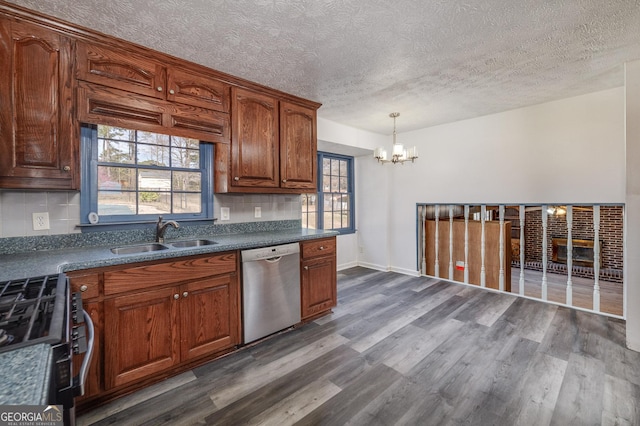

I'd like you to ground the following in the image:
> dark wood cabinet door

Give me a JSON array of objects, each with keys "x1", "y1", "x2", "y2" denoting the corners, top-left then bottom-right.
[
  {"x1": 180, "y1": 273, "x2": 240, "y2": 361},
  {"x1": 280, "y1": 101, "x2": 317, "y2": 190},
  {"x1": 0, "y1": 18, "x2": 76, "y2": 189},
  {"x1": 104, "y1": 286, "x2": 179, "y2": 389},
  {"x1": 301, "y1": 256, "x2": 337, "y2": 319},
  {"x1": 76, "y1": 41, "x2": 166, "y2": 100},
  {"x1": 231, "y1": 87, "x2": 279, "y2": 188},
  {"x1": 167, "y1": 67, "x2": 230, "y2": 113}
]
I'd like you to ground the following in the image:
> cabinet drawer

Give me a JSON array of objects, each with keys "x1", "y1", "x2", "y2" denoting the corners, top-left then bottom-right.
[
  {"x1": 301, "y1": 238, "x2": 336, "y2": 259},
  {"x1": 68, "y1": 273, "x2": 100, "y2": 299},
  {"x1": 104, "y1": 252, "x2": 237, "y2": 295}
]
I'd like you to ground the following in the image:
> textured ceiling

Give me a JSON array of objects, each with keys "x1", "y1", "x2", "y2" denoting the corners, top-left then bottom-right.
[{"x1": 8, "y1": 0, "x2": 640, "y2": 134}]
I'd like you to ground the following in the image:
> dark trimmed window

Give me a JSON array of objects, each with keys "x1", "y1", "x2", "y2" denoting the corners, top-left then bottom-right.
[
  {"x1": 302, "y1": 152, "x2": 355, "y2": 234},
  {"x1": 80, "y1": 124, "x2": 213, "y2": 224}
]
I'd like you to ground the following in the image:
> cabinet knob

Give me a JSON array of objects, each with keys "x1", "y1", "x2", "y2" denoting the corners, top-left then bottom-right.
[
  {"x1": 169, "y1": 89, "x2": 175, "y2": 95},
  {"x1": 157, "y1": 86, "x2": 163, "y2": 92},
  {"x1": 174, "y1": 293, "x2": 180, "y2": 300},
  {"x1": 63, "y1": 165, "x2": 71, "y2": 172},
  {"x1": 80, "y1": 285, "x2": 88, "y2": 292},
  {"x1": 282, "y1": 179, "x2": 287, "y2": 183},
  {"x1": 319, "y1": 246, "x2": 325, "y2": 250},
  {"x1": 304, "y1": 266, "x2": 309, "y2": 270},
  {"x1": 183, "y1": 291, "x2": 188, "y2": 298},
  {"x1": 234, "y1": 177, "x2": 240, "y2": 181}
]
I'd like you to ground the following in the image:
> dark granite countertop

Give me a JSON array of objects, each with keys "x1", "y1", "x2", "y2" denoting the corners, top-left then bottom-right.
[
  {"x1": 0, "y1": 228, "x2": 337, "y2": 282},
  {"x1": 0, "y1": 224, "x2": 337, "y2": 406},
  {"x1": 0, "y1": 344, "x2": 51, "y2": 405}
]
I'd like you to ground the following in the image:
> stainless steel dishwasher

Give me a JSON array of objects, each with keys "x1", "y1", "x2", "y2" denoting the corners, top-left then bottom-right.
[{"x1": 241, "y1": 242, "x2": 301, "y2": 343}]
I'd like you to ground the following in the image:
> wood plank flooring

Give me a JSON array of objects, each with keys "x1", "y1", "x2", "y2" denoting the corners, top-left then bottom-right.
[{"x1": 78, "y1": 267, "x2": 639, "y2": 425}]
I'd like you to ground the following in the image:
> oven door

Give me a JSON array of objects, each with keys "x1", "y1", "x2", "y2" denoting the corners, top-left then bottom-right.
[{"x1": 51, "y1": 302, "x2": 95, "y2": 426}]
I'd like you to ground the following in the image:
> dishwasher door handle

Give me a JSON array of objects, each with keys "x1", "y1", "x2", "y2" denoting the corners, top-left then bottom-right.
[{"x1": 264, "y1": 256, "x2": 283, "y2": 263}]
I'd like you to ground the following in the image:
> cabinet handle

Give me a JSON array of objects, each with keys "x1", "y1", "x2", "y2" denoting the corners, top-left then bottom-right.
[
  {"x1": 174, "y1": 293, "x2": 180, "y2": 300},
  {"x1": 234, "y1": 177, "x2": 240, "y2": 181},
  {"x1": 183, "y1": 291, "x2": 188, "y2": 298},
  {"x1": 304, "y1": 266, "x2": 309, "y2": 270},
  {"x1": 80, "y1": 285, "x2": 88, "y2": 292},
  {"x1": 157, "y1": 86, "x2": 163, "y2": 92},
  {"x1": 63, "y1": 165, "x2": 71, "y2": 172},
  {"x1": 169, "y1": 89, "x2": 175, "y2": 95}
]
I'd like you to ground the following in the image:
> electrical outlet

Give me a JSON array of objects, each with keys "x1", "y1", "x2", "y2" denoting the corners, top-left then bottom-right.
[
  {"x1": 32, "y1": 212, "x2": 50, "y2": 231},
  {"x1": 254, "y1": 206, "x2": 261, "y2": 218},
  {"x1": 220, "y1": 207, "x2": 230, "y2": 221}
]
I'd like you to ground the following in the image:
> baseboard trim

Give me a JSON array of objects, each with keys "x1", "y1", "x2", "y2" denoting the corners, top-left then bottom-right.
[
  {"x1": 356, "y1": 261, "x2": 389, "y2": 272},
  {"x1": 337, "y1": 261, "x2": 358, "y2": 271}
]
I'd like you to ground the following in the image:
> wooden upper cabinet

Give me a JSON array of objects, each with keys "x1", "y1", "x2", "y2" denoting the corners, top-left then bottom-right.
[
  {"x1": 76, "y1": 41, "x2": 166, "y2": 100},
  {"x1": 76, "y1": 41, "x2": 229, "y2": 113},
  {"x1": 280, "y1": 101, "x2": 317, "y2": 190},
  {"x1": 75, "y1": 41, "x2": 231, "y2": 143},
  {"x1": 230, "y1": 87, "x2": 280, "y2": 188},
  {"x1": 167, "y1": 67, "x2": 229, "y2": 113},
  {"x1": 0, "y1": 18, "x2": 77, "y2": 189}
]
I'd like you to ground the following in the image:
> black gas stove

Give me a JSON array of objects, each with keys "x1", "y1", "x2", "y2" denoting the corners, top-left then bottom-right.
[
  {"x1": 0, "y1": 273, "x2": 93, "y2": 426},
  {"x1": 0, "y1": 274, "x2": 66, "y2": 352}
]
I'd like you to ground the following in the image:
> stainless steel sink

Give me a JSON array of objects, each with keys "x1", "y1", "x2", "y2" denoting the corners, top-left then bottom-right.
[
  {"x1": 171, "y1": 239, "x2": 217, "y2": 248},
  {"x1": 110, "y1": 243, "x2": 169, "y2": 255}
]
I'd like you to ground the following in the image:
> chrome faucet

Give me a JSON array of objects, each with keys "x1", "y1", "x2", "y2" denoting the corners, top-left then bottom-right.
[{"x1": 156, "y1": 216, "x2": 179, "y2": 243}]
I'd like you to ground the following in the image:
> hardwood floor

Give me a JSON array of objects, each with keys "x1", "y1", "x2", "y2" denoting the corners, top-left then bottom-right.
[
  {"x1": 508, "y1": 267, "x2": 624, "y2": 317},
  {"x1": 78, "y1": 267, "x2": 640, "y2": 425}
]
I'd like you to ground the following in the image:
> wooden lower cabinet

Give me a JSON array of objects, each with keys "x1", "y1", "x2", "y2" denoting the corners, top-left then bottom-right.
[
  {"x1": 69, "y1": 252, "x2": 240, "y2": 405},
  {"x1": 104, "y1": 286, "x2": 180, "y2": 389},
  {"x1": 300, "y1": 238, "x2": 337, "y2": 319},
  {"x1": 180, "y1": 274, "x2": 239, "y2": 362}
]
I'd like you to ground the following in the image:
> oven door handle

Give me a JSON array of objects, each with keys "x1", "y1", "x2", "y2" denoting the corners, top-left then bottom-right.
[{"x1": 78, "y1": 309, "x2": 95, "y2": 396}]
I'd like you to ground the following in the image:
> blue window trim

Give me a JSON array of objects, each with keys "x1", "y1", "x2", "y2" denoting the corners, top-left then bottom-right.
[
  {"x1": 316, "y1": 151, "x2": 356, "y2": 235},
  {"x1": 80, "y1": 124, "x2": 213, "y2": 225}
]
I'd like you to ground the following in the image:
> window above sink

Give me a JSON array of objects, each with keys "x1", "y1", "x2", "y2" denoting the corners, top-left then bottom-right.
[{"x1": 80, "y1": 124, "x2": 214, "y2": 226}]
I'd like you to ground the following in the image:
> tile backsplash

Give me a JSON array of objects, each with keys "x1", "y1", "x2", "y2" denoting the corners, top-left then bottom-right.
[
  {"x1": 0, "y1": 191, "x2": 81, "y2": 237},
  {"x1": 0, "y1": 191, "x2": 301, "y2": 238}
]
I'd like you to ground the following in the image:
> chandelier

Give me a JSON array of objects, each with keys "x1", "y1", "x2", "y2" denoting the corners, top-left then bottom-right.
[{"x1": 374, "y1": 112, "x2": 418, "y2": 164}]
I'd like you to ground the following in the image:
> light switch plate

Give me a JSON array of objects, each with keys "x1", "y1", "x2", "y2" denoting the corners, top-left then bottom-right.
[
  {"x1": 220, "y1": 207, "x2": 230, "y2": 221},
  {"x1": 32, "y1": 212, "x2": 50, "y2": 230},
  {"x1": 254, "y1": 206, "x2": 261, "y2": 218}
]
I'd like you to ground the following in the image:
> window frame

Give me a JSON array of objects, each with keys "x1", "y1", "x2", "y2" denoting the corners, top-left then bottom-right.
[
  {"x1": 80, "y1": 124, "x2": 214, "y2": 225},
  {"x1": 310, "y1": 151, "x2": 355, "y2": 235}
]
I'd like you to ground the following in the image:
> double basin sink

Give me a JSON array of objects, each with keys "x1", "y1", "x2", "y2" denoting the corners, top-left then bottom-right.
[{"x1": 110, "y1": 239, "x2": 217, "y2": 255}]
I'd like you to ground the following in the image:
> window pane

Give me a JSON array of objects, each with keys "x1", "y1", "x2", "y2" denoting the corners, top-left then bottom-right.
[
  {"x1": 137, "y1": 131, "x2": 170, "y2": 146},
  {"x1": 137, "y1": 144, "x2": 170, "y2": 166},
  {"x1": 322, "y1": 175, "x2": 330, "y2": 192},
  {"x1": 331, "y1": 159, "x2": 339, "y2": 176},
  {"x1": 339, "y1": 160, "x2": 347, "y2": 176},
  {"x1": 138, "y1": 191, "x2": 171, "y2": 214},
  {"x1": 324, "y1": 212, "x2": 333, "y2": 229},
  {"x1": 98, "y1": 166, "x2": 135, "y2": 190},
  {"x1": 98, "y1": 191, "x2": 136, "y2": 216},
  {"x1": 139, "y1": 170, "x2": 171, "y2": 191},
  {"x1": 307, "y1": 212, "x2": 317, "y2": 229},
  {"x1": 173, "y1": 171, "x2": 201, "y2": 192},
  {"x1": 172, "y1": 193, "x2": 202, "y2": 214},
  {"x1": 98, "y1": 125, "x2": 135, "y2": 141},
  {"x1": 171, "y1": 136, "x2": 199, "y2": 150},
  {"x1": 331, "y1": 176, "x2": 339, "y2": 192},
  {"x1": 339, "y1": 177, "x2": 348, "y2": 192},
  {"x1": 98, "y1": 140, "x2": 134, "y2": 164},
  {"x1": 323, "y1": 158, "x2": 331, "y2": 175},
  {"x1": 171, "y1": 148, "x2": 200, "y2": 169}
]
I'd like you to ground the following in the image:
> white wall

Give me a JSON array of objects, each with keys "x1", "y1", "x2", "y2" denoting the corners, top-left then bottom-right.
[
  {"x1": 625, "y1": 61, "x2": 640, "y2": 351},
  {"x1": 320, "y1": 88, "x2": 625, "y2": 275}
]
